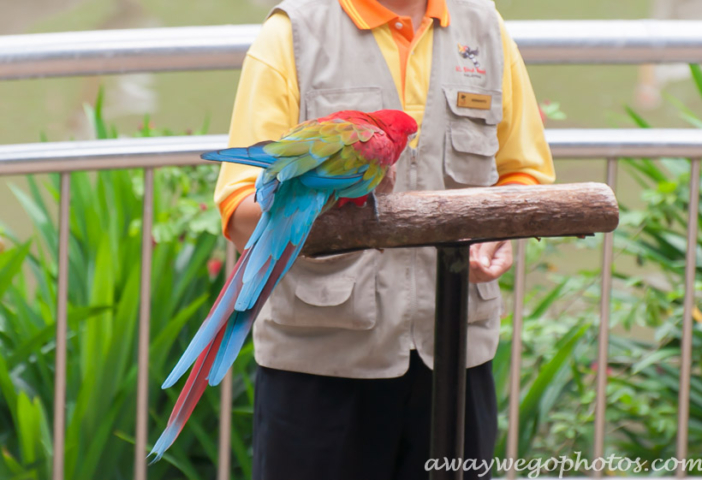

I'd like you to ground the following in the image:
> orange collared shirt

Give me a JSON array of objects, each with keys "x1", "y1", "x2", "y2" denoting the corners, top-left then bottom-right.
[{"x1": 340, "y1": 0, "x2": 450, "y2": 96}]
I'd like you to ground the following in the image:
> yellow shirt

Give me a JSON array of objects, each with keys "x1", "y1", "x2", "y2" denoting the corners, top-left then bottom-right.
[{"x1": 215, "y1": 0, "x2": 555, "y2": 238}]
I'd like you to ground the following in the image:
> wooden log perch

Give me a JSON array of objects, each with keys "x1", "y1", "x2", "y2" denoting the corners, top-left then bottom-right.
[{"x1": 301, "y1": 182, "x2": 618, "y2": 257}]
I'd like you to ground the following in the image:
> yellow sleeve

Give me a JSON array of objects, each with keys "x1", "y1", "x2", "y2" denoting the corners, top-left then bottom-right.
[
  {"x1": 214, "y1": 11, "x2": 300, "y2": 236},
  {"x1": 494, "y1": 16, "x2": 555, "y2": 186}
]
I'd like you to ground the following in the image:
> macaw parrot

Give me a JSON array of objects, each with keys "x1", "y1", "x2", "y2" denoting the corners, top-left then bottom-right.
[{"x1": 149, "y1": 109, "x2": 418, "y2": 461}]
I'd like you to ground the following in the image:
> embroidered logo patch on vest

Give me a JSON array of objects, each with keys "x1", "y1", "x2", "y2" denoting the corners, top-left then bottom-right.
[{"x1": 456, "y1": 43, "x2": 486, "y2": 77}]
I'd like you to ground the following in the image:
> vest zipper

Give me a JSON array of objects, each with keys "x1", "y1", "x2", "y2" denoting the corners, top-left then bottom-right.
[
  {"x1": 409, "y1": 147, "x2": 418, "y2": 189},
  {"x1": 408, "y1": 146, "x2": 419, "y2": 349}
]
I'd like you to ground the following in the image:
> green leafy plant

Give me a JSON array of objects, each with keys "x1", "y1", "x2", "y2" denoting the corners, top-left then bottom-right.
[
  {"x1": 0, "y1": 89, "x2": 254, "y2": 480},
  {"x1": 492, "y1": 64, "x2": 702, "y2": 474},
  {"x1": 600, "y1": 65, "x2": 702, "y2": 463}
]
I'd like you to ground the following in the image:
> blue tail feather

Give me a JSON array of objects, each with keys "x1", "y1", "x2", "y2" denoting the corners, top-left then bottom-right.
[
  {"x1": 208, "y1": 311, "x2": 253, "y2": 386},
  {"x1": 201, "y1": 146, "x2": 275, "y2": 168},
  {"x1": 255, "y1": 175, "x2": 279, "y2": 212},
  {"x1": 208, "y1": 222, "x2": 314, "y2": 386},
  {"x1": 160, "y1": 247, "x2": 253, "y2": 389}
]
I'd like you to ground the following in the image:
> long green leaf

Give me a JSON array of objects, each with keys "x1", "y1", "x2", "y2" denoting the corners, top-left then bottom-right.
[
  {"x1": 7, "y1": 306, "x2": 111, "y2": 365},
  {"x1": 150, "y1": 294, "x2": 209, "y2": 372},
  {"x1": 526, "y1": 278, "x2": 568, "y2": 320},
  {"x1": 9, "y1": 185, "x2": 57, "y2": 261},
  {"x1": 1, "y1": 448, "x2": 24, "y2": 475},
  {"x1": 102, "y1": 267, "x2": 140, "y2": 395},
  {"x1": 230, "y1": 416, "x2": 253, "y2": 479},
  {"x1": 75, "y1": 390, "x2": 126, "y2": 480},
  {"x1": 0, "y1": 243, "x2": 32, "y2": 299},
  {"x1": 625, "y1": 105, "x2": 651, "y2": 128},
  {"x1": 16, "y1": 392, "x2": 39, "y2": 466},
  {"x1": 517, "y1": 323, "x2": 589, "y2": 456},
  {"x1": 691, "y1": 64, "x2": 702, "y2": 98},
  {"x1": 0, "y1": 356, "x2": 18, "y2": 427}
]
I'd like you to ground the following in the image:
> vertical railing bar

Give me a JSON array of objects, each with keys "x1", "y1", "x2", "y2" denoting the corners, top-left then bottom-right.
[
  {"x1": 217, "y1": 242, "x2": 237, "y2": 480},
  {"x1": 134, "y1": 167, "x2": 154, "y2": 480},
  {"x1": 430, "y1": 244, "x2": 470, "y2": 480},
  {"x1": 593, "y1": 158, "x2": 617, "y2": 472},
  {"x1": 676, "y1": 157, "x2": 701, "y2": 478},
  {"x1": 51, "y1": 172, "x2": 70, "y2": 480},
  {"x1": 506, "y1": 239, "x2": 527, "y2": 479}
]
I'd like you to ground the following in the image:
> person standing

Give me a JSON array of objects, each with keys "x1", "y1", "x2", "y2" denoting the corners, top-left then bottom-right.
[{"x1": 214, "y1": 0, "x2": 555, "y2": 478}]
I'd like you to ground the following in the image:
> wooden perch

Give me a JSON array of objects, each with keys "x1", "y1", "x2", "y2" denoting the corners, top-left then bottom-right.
[{"x1": 301, "y1": 182, "x2": 618, "y2": 257}]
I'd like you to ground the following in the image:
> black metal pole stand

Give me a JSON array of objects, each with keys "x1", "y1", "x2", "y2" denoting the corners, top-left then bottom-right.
[{"x1": 430, "y1": 243, "x2": 471, "y2": 480}]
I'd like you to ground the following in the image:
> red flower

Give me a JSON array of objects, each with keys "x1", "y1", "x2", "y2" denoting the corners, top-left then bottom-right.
[
  {"x1": 590, "y1": 361, "x2": 613, "y2": 376},
  {"x1": 200, "y1": 203, "x2": 208, "y2": 212},
  {"x1": 208, "y1": 259, "x2": 223, "y2": 277}
]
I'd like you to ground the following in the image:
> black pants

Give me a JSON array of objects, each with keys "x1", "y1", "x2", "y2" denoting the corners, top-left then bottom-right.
[{"x1": 252, "y1": 351, "x2": 498, "y2": 480}]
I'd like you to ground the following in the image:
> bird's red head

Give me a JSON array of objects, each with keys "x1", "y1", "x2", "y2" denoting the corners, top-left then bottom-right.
[{"x1": 368, "y1": 110, "x2": 418, "y2": 159}]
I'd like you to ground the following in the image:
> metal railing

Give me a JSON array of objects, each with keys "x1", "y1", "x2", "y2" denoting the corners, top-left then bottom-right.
[
  {"x1": 4, "y1": 130, "x2": 702, "y2": 174},
  {"x1": 0, "y1": 21, "x2": 701, "y2": 480},
  {"x1": 2, "y1": 21, "x2": 702, "y2": 80}
]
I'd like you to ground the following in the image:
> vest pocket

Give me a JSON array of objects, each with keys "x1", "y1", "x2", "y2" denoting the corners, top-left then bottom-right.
[
  {"x1": 442, "y1": 86, "x2": 503, "y2": 124},
  {"x1": 444, "y1": 122, "x2": 499, "y2": 187},
  {"x1": 270, "y1": 250, "x2": 378, "y2": 330},
  {"x1": 442, "y1": 85, "x2": 501, "y2": 187},
  {"x1": 468, "y1": 280, "x2": 503, "y2": 323}
]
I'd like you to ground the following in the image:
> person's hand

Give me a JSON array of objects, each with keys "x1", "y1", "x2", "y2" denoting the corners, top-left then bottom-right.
[
  {"x1": 374, "y1": 165, "x2": 396, "y2": 195},
  {"x1": 227, "y1": 193, "x2": 262, "y2": 254},
  {"x1": 469, "y1": 241, "x2": 513, "y2": 283}
]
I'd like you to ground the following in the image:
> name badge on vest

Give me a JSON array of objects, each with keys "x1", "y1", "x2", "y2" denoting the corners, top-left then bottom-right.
[{"x1": 457, "y1": 92, "x2": 492, "y2": 110}]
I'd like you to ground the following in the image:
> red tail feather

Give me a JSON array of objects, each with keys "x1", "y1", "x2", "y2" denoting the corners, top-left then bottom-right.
[{"x1": 167, "y1": 327, "x2": 226, "y2": 437}]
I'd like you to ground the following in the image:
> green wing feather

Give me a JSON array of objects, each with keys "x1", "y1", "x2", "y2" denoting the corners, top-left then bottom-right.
[
  {"x1": 261, "y1": 120, "x2": 381, "y2": 182},
  {"x1": 315, "y1": 149, "x2": 366, "y2": 177}
]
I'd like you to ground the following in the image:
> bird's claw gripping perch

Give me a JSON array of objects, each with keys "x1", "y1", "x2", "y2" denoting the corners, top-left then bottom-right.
[{"x1": 368, "y1": 191, "x2": 381, "y2": 222}]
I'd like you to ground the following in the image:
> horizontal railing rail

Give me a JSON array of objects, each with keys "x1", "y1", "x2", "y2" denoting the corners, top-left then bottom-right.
[
  {"x1": 2, "y1": 21, "x2": 702, "y2": 80},
  {"x1": 1, "y1": 129, "x2": 702, "y2": 175},
  {"x1": 0, "y1": 135, "x2": 218, "y2": 174}
]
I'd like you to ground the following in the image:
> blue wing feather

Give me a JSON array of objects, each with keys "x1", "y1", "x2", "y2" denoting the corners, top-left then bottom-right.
[{"x1": 201, "y1": 145, "x2": 275, "y2": 168}]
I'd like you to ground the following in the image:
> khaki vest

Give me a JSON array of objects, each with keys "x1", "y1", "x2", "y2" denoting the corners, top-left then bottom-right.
[{"x1": 253, "y1": 0, "x2": 505, "y2": 377}]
